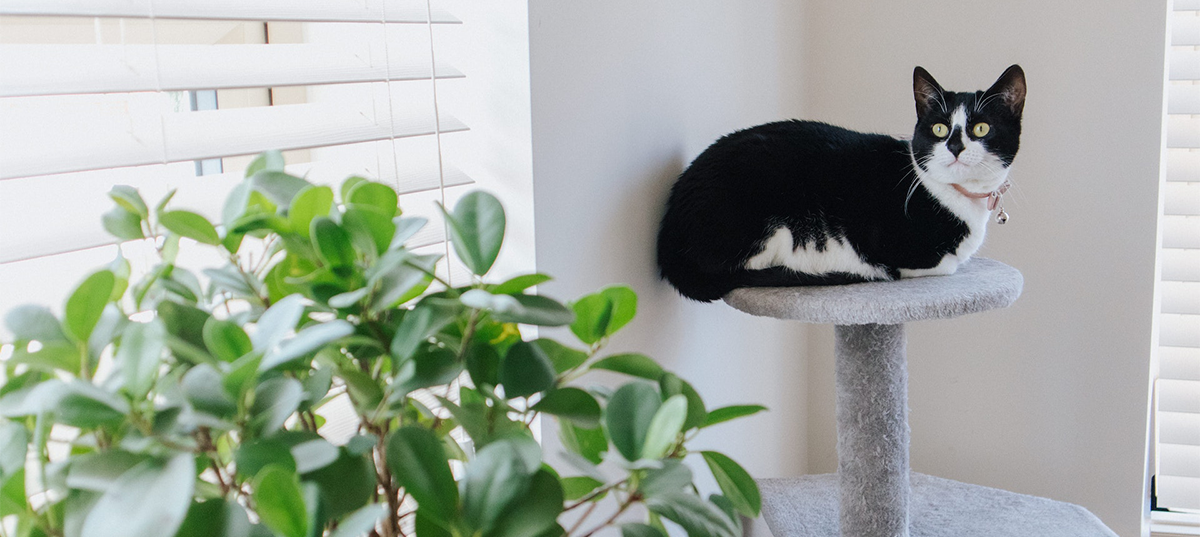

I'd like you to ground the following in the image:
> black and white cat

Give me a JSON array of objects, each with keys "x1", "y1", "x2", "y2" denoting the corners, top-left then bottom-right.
[{"x1": 656, "y1": 65, "x2": 1026, "y2": 302}]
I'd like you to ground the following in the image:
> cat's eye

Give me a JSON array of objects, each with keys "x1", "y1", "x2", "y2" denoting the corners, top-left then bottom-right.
[
  {"x1": 973, "y1": 122, "x2": 991, "y2": 137},
  {"x1": 931, "y1": 123, "x2": 949, "y2": 137}
]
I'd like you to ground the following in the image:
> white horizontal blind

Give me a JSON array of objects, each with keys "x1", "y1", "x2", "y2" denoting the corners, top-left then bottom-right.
[
  {"x1": 0, "y1": 0, "x2": 478, "y2": 322},
  {"x1": 1159, "y1": 3, "x2": 1200, "y2": 512}
]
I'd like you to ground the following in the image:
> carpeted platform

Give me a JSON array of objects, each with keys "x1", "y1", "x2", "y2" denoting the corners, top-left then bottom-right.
[{"x1": 757, "y1": 473, "x2": 1117, "y2": 537}]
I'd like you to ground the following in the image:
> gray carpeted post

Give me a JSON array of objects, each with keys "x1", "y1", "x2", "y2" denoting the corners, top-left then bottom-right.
[{"x1": 835, "y1": 323, "x2": 909, "y2": 537}]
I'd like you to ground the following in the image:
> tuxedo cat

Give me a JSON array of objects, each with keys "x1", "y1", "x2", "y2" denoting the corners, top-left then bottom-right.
[{"x1": 656, "y1": 65, "x2": 1026, "y2": 302}]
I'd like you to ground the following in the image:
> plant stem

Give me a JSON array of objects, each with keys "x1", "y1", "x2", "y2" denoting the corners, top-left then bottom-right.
[
  {"x1": 577, "y1": 494, "x2": 639, "y2": 537},
  {"x1": 565, "y1": 500, "x2": 601, "y2": 535}
]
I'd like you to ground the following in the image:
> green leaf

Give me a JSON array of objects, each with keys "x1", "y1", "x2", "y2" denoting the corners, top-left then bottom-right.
[
  {"x1": 386, "y1": 427, "x2": 458, "y2": 525},
  {"x1": 499, "y1": 341, "x2": 556, "y2": 398},
  {"x1": 65, "y1": 270, "x2": 115, "y2": 342},
  {"x1": 108, "y1": 185, "x2": 149, "y2": 218},
  {"x1": 620, "y1": 524, "x2": 667, "y2": 537},
  {"x1": 302, "y1": 446, "x2": 375, "y2": 519},
  {"x1": 558, "y1": 420, "x2": 607, "y2": 465},
  {"x1": 246, "y1": 151, "x2": 286, "y2": 178},
  {"x1": 440, "y1": 191, "x2": 505, "y2": 276},
  {"x1": 252, "y1": 294, "x2": 306, "y2": 352},
  {"x1": 202, "y1": 318, "x2": 252, "y2": 362},
  {"x1": 0, "y1": 421, "x2": 28, "y2": 477},
  {"x1": 262, "y1": 320, "x2": 354, "y2": 371},
  {"x1": 58, "y1": 382, "x2": 129, "y2": 429},
  {"x1": 644, "y1": 493, "x2": 739, "y2": 537},
  {"x1": 224, "y1": 352, "x2": 263, "y2": 399},
  {"x1": 639, "y1": 460, "x2": 693, "y2": 499},
  {"x1": 642, "y1": 394, "x2": 687, "y2": 460},
  {"x1": 604, "y1": 383, "x2": 661, "y2": 462},
  {"x1": 311, "y1": 217, "x2": 356, "y2": 268},
  {"x1": 703, "y1": 405, "x2": 768, "y2": 428},
  {"x1": 181, "y1": 364, "x2": 236, "y2": 417},
  {"x1": 155, "y1": 188, "x2": 178, "y2": 217},
  {"x1": 300, "y1": 368, "x2": 333, "y2": 411},
  {"x1": 174, "y1": 499, "x2": 252, "y2": 537},
  {"x1": 250, "y1": 378, "x2": 303, "y2": 437},
  {"x1": 342, "y1": 206, "x2": 395, "y2": 256},
  {"x1": 251, "y1": 171, "x2": 310, "y2": 207},
  {"x1": 328, "y1": 504, "x2": 386, "y2": 537},
  {"x1": 158, "y1": 300, "x2": 216, "y2": 364},
  {"x1": 7, "y1": 342, "x2": 80, "y2": 373},
  {"x1": 488, "y1": 469, "x2": 563, "y2": 537},
  {"x1": 66, "y1": 451, "x2": 148, "y2": 492},
  {"x1": 81, "y1": 454, "x2": 195, "y2": 537},
  {"x1": 533, "y1": 339, "x2": 587, "y2": 374},
  {"x1": 290, "y1": 438, "x2": 338, "y2": 474},
  {"x1": 465, "y1": 341, "x2": 501, "y2": 388},
  {"x1": 368, "y1": 252, "x2": 431, "y2": 311},
  {"x1": 660, "y1": 374, "x2": 708, "y2": 431},
  {"x1": 531, "y1": 388, "x2": 601, "y2": 428},
  {"x1": 102, "y1": 207, "x2": 144, "y2": 241},
  {"x1": 287, "y1": 185, "x2": 334, "y2": 237},
  {"x1": 491, "y1": 274, "x2": 552, "y2": 295},
  {"x1": 5, "y1": 304, "x2": 68, "y2": 343},
  {"x1": 708, "y1": 494, "x2": 744, "y2": 536},
  {"x1": 252, "y1": 466, "x2": 308, "y2": 537},
  {"x1": 490, "y1": 294, "x2": 574, "y2": 327},
  {"x1": 568, "y1": 293, "x2": 611, "y2": 345},
  {"x1": 394, "y1": 347, "x2": 463, "y2": 397},
  {"x1": 389, "y1": 216, "x2": 428, "y2": 249},
  {"x1": 160, "y1": 210, "x2": 221, "y2": 246},
  {"x1": 701, "y1": 451, "x2": 761, "y2": 518},
  {"x1": 561, "y1": 476, "x2": 604, "y2": 502},
  {"x1": 338, "y1": 176, "x2": 367, "y2": 204},
  {"x1": 390, "y1": 301, "x2": 458, "y2": 361},
  {"x1": 116, "y1": 320, "x2": 166, "y2": 399},
  {"x1": 234, "y1": 439, "x2": 296, "y2": 481},
  {"x1": 461, "y1": 437, "x2": 540, "y2": 534},
  {"x1": 589, "y1": 353, "x2": 663, "y2": 380},
  {"x1": 347, "y1": 181, "x2": 399, "y2": 216}
]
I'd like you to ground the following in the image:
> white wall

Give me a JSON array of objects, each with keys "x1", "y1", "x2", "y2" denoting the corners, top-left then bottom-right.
[
  {"x1": 527, "y1": 0, "x2": 811, "y2": 480},
  {"x1": 797, "y1": 2, "x2": 1167, "y2": 536},
  {"x1": 529, "y1": 1, "x2": 1167, "y2": 536}
]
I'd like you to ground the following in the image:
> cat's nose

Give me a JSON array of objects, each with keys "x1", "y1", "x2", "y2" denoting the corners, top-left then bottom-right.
[{"x1": 946, "y1": 128, "x2": 965, "y2": 157}]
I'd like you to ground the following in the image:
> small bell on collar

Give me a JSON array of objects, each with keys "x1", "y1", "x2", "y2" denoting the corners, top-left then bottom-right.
[{"x1": 996, "y1": 207, "x2": 1009, "y2": 224}]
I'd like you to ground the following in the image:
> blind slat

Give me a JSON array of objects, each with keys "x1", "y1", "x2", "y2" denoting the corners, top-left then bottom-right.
[
  {"x1": 1162, "y1": 281, "x2": 1200, "y2": 315},
  {"x1": 1163, "y1": 347, "x2": 1200, "y2": 381},
  {"x1": 1164, "y1": 248, "x2": 1200, "y2": 282},
  {"x1": 0, "y1": 162, "x2": 472, "y2": 265},
  {"x1": 1179, "y1": 0, "x2": 1200, "y2": 11},
  {"x1": 0, "y1": 44, "x2": 463, "y2": 98},
  {"x1": 1157, "y1": 476, "x2": 1200, "y2": 511},
  {"x1": 1161, "y1": 411, "x2": 1200, "y2": 446},
  {"x1": 1162, "y1": 379, "x2": 1200, "y2": 414},
  {"x1": 0, "y1": 0, "x2": 461, "y2": 24},
  {"x1": 0, "y1": 103, "x2": 468, "y2": 180},
  {"x1": 1167, "y1": 149, "x2": 1200, "y2": 182},
  {"x1": 1172, "y1": 49, "x2": 1200, "y2": 81},
  {"x1": 1162, "y1": 313, "x2": 1200, "y2": 348},
  {"x1": 1168, "y1": 116, "x2": 1200, "y2": 148},
  {"x1": 1175, "y1": 12, "x2": 1200, "y2": 46},
  {"x1": 1163, "y1": 216, "x2": 1200, "y2": 249},
  {"x1": 1166, "y1": 182, "x2": 1200, "y2": 216},
  {"x1": 1169, "y1": 84, "x2": 1200, "y2": 115},
  {"x1": 1161, "y1": 443, "x2": 1200, "y2": 479}
]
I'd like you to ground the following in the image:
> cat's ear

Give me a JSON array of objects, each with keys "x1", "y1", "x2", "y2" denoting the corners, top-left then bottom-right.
[
  {"x1": 983, "y1": 64, "x2": 1026, "y2": 116},
  {"x1": 913, "y1": 66, "x2": 946, "y2": 116}
]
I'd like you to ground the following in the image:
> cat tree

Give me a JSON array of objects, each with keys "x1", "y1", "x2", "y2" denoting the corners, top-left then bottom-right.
[{"x1": 724, "y1": 258, "x2": 1116, "y2": 537}]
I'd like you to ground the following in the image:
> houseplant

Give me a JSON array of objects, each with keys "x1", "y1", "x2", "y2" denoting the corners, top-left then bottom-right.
[{"x1": 0, "y1": 152, "x2": 765, "y2": 537}]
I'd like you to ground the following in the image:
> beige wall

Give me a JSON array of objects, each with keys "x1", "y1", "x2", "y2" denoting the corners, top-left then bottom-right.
[
  {"x1": 528, "y1": 0, "x2": 812, "y2": 482},
  {"x1": 529, "y1": 1, "x2": 1167, "y2": 536}
]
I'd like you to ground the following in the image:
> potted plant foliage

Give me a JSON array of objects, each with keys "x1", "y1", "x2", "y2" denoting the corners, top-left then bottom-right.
[{"x1": 0, "y1": 152, "x2": 765, "y2": 537}]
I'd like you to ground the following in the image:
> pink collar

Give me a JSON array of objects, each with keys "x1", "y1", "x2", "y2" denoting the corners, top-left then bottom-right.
[{"x1": 952, "y1": 180, "x2": 1011, "y2": 211}]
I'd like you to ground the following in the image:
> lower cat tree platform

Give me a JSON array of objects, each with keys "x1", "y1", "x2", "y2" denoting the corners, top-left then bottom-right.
[{"x1": 723, "y1": 258, "x2": 1116, "y2": 537}]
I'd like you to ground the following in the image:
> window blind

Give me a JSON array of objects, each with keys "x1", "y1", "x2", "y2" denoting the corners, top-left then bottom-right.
[
  {"x1": 0, "y1": 0, "x2": 477, "y2": 323},
  {"x1": 1158, "y1": 0, "x2": 1200, "y2": 512}
]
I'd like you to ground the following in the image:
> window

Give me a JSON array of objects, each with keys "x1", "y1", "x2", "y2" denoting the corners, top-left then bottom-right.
[{"x1": 1155, "y1": 0, "x2": 1200, "y2": 522}]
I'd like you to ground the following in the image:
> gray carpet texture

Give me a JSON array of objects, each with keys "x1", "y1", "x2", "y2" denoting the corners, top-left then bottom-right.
[
  {"x1": 756, "y1": 473, "x2": 1117, "y2": 537},
  {"x1": 723, "y1": 258, "x2": 1024, "y2": 325}
]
